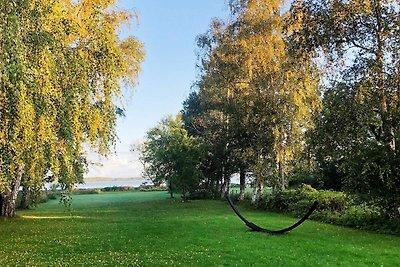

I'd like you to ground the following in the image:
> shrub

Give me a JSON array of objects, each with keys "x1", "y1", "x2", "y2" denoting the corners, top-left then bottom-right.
[
  {"x1": 138, "y1": 184, "x2": 167, "y2": 192},
  {"x1": 46, "y1": 183, "x2": 61, "y2": 200},
  {"x1": 257, "y1": 185, "x2": 399, "y2": 235},
  {"x1": 17, "y1": 189, "x2": 58, "y2": 209},
  {"x1": 102, "y1": 186, "x2": 134, "y2": 192},
  {"x1": 188, "y1": 189, "x2": 214, "y2": 200},
  {"x1": 288, "y1": 170, "x2": 320, "y2": 189},
  {"x1": 45, "y1": 190, "x2": 58, "y2": 200},
  {"x1": 72, "y1": 188, "x2": 101, "y2": 195},
  {"x1": 264, "y1": 185, "x2": 349, "y2": 216}
]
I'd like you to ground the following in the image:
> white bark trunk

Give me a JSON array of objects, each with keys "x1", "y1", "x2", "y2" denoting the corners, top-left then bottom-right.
[
  {"x1": 239, "y1": 168, "x2": 246, "y2": 201},
  {"x1": 251, "y1": 180, "x2": 264, "y2": 204},
  {"x1": 220, "y1": 174, "x2": 230, "y2": 199},
  {"x1": 1, "y1": 166, "x2": 23, "y2": 217}
]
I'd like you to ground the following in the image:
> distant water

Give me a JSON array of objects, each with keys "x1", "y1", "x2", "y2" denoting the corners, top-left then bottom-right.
[
  {"x1": 76, "y1": 180, "x2": 152, "y2": 189},
  {"x1": 43, "y1": 179, "x2": 153, "y2": 190}
]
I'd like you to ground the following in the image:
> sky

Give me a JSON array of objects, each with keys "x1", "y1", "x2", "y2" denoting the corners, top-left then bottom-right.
[{"x1": 85, "y1": 0, "x2": 230, "y2": 178}]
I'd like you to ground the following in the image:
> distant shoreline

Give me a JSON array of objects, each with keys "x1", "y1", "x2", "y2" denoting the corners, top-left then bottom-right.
[
  {"x1": 77, "y1": 178, "x2": 152, "y2": 189},
  {"x1": 84, "y1": 177, "x2": 147, "y2": 183}
]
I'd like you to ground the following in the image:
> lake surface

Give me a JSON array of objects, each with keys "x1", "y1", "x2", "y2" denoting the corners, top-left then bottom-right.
[
  {"x1": 43, "y1": 179, "x2": 153, "y2": 190},
  {"x1": 76, "y1": 180, "x2": 152, "y2": 189}
]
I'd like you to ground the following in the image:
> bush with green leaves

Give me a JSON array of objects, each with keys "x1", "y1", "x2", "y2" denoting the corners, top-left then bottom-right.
[
  {"x1": 139, "y1": 114, "x2": 205, "y2": 200},
  {"x1": 72, "y1": 189, "x2": 102, "y2": 195},
  {"x1": 263, "y1": 185, "x2": 349, "y2": 216},
  {"x1": 101, "y1": 186, "x2": 134, "y2": 192},
  {"x1": 250, "y1": 185, "x2": 400, "y2": 234}
]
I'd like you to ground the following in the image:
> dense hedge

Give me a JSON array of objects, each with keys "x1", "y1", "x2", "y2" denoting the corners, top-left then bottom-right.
[
  {"x1": 263, "y1": 185, "x2": 348, "y2": 215},
  {"x1": 16, "y1": 190, "x2": 59, "y2": 209},
  {"x1": 231, "y1": 185, "x2": 400, "y2": 235}
]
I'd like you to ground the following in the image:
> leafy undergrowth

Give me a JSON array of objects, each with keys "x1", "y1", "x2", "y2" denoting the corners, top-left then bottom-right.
[
  {"x1": 241, "y1": 187, "x2": 400, "y2": 235},
  {"x1": 1, "y1": 191, "x2": 399, "y2": 266}
]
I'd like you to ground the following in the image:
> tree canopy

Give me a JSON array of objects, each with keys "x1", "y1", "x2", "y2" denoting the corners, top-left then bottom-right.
[
  {"x1": 139, "y1": 114, "x2": 205, "y2": 200},
  {"x1": 290, "y1": 0, "x2": 400, "y2": 215},
  {"x1": 0, "y1": 0, "x2": 144, "y2": 217},
  {"x1": 182, "y1": 0, "x2": 320, "y2": 201}
]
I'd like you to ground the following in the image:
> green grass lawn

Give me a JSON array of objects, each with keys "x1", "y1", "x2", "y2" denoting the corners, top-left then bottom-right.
[{"x1": 1, "y1": 191, "x2": 399, "y2": 266}]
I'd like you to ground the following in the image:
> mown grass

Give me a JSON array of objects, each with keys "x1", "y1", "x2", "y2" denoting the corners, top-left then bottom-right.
[{"x1": 0, "y1": 191, "x2": 399, "y2": 266}]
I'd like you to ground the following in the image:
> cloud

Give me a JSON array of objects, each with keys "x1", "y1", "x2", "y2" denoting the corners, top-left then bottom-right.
[{"x1": 85, "y1": 151, "x2": 143, "y2": 178}]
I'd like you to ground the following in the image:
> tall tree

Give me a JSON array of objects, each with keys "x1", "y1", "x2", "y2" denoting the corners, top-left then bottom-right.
[
  {"x1": 193, "y1": 0, "x2": 320, "y2": 202},
  {"x1": 291, "y1": 0, "x2": 400, "y2": 153},
  {"x1": 182, "y1": 92, "x2": 229, "y2": 198},
  {"x1": 291, "y1": 0, "x2": 400, "y2": 216},
  {"x1": 0, "y1": 0, "x2": 144, "y2": 217}
]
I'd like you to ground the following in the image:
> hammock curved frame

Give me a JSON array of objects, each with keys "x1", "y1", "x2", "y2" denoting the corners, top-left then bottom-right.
[{"x1": 226, "y1": 194, "x2": 318, "y2": 234}]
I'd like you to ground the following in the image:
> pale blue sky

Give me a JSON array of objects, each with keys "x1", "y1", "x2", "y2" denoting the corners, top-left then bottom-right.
[{"x1": 86, "y1": 0, "x2": 230, "y2": 178}]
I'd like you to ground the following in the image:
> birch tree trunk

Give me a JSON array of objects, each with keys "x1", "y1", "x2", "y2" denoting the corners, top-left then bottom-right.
[
  {"x1": 375, "y1": 0, "x2": 396, "y2": 153},
  {"x1": 251, "y1": 179, "x2": 264, "y2": 204},
  {"x1": 1, "y1": 167, "x2": 24, "y2": 217},
  {"x1": 220, "y1": 171, "x2": 230, "y2": 199},
  {"x1": 279, "y1": 161, "x2": 285, "y2": 191}
]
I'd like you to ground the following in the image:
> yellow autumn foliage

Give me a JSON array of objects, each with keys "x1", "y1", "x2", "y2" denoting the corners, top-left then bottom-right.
[
  {"x1": 197, "y1": 0, "x2": 320, "y2": 189},
  {"x1": 0, "y1": 0, "x2": 144, "y2": 205}
]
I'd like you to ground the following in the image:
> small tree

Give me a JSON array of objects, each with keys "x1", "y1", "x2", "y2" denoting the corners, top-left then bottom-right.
[{"x1": 139, "y1": 114, "x2": 205, "y2": 200}]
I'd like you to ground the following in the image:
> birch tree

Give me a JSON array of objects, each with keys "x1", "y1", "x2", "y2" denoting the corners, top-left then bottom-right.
[
  {"x1": 193, "y1": 0, "x2": 320, "y2": 202},
  {"x1": 291, "y1": 0, "x2": 400, "y2": 216},
  {"x1": 0, "y1": 0, "x2": 144, "y2": 217}
]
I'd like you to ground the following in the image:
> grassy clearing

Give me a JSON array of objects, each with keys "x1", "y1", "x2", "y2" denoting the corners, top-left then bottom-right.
[{"x1": 1, "y1": 191, "x2": 399, "y2": 266}]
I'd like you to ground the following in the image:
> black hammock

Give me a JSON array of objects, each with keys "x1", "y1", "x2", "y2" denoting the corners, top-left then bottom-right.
[{"x1": 226, "y1": 194, "x2": 318, "y2": 234}]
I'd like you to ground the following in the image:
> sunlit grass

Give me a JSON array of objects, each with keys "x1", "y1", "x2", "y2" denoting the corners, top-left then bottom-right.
[
  {"x1": 20, "y1": 215, "x2": 86, "y2": 220},
  {"x1": 0, "y1": 191, "x2": 399, "y2": 266}
]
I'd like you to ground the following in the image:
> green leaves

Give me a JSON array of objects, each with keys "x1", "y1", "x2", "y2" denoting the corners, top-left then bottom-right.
[
  {"x1": 0, "y1": 0, "x2": 144, "y2": 215},
  {"x1": 294, "y1": 0, "x2": 400, "y2": 216},
  {"x1": 139, "y1": 114, "x2": 205, "y2": 198},
  {"x1": 188, "y1": 0, "x2": 321, "y2": 196}
]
